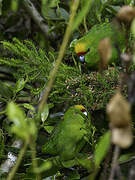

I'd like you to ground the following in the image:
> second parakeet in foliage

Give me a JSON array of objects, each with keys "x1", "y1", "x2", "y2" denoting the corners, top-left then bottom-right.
[
  {"x1": 42, "y1": 105, "x2": 91, "y2": 161},
  {"x1": 74, "y1": 23, "x2": 125, "y2": 69}
]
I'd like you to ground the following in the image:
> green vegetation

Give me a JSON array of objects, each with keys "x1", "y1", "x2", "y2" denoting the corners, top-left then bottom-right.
[{"x1": 0, "y1": 0, "x2": 135, "y2": 180}]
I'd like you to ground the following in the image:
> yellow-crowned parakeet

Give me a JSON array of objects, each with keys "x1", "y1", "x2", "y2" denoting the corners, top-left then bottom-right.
[
  {"x1": 42, "y1": 105, "x2": 91, "y2": 161},
  {"x1": 74, "y1": 23, "x2": 124, "y2": 69}
]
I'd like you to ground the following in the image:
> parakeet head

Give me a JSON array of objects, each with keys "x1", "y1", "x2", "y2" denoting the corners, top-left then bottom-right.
[
  {"x1": 74, "y1": 42, "x2": 89, "y2": 63},
  {"x1": 74, "y1": 105, "x2": 87, "y2": 116}
]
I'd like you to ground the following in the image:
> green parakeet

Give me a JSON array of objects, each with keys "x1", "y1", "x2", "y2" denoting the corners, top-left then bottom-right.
[
  {"x1": 74, "y1": 23, "x2": 124, "y2": 69},
  {"x1": 42, "y1": 105, "x2": 90, "y2": 161}
]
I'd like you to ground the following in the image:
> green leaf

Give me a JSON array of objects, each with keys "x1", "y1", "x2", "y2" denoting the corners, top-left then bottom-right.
[
  {"x1": 11, "y1": 126, "x2": 29, "y2": 140},
  {"x1": 41, "y1": 0, "x2": 57, "y2": 19},
  {"x1": 76, "y1": 153, "x2": 94, "y2": 171},
  {"x1": 57, "y1": 8, "x2": 69, "y2": 21},
  {"x1": 41, "y1": 104, "x2": 49, "y2": 123},
  {"x1": 44, "y1": 125, "x2": 54, "y2": 134},
  {"x1": 22, "y1": 103, "x2": 35, "y2": 111},
  {"x1": 94, "y1": 131, "x2": 111, "y2": 167},
  {"x1": 131, "y1": 19, "x2": 135, "y2": 64},
  {"x1": 131, "y1": 19, "x2": 135, "y2": 38},
  {"x1": 27, "y1": 118, "x2": 37, "y2": 138},
  {"x1": 7, "y1": 102, "x2": 29, "y2": 140},
  {"x1": 35, "y1": 156, "x2": 60, "y2": 174},
  {"x1": 7, "y1": 102, "x2": 37, "y2": 140},
  {"x1": 119, "y1": 153, "x2": 135, "y2": 164},
  {"x1": 0, "y1": 81, "x2": 13, "y2": 99},
  {"x1": 61, "y1": 159, "x2": 77, "y2": 168},
  {"x1": 15, "y1": 78, "x2": 27, "y2": 93},
  {"x1": 11, "y1": 0, "x2": 19, "y2": 12},
  {"x1": 49, "y1": 0, "x2": 59, "y2": 7},
  {"x1": 72, "y1": 0, "x2": 93, "y2": 31},
  {"x1": 7, "y1": 102, "x2": 26, "y2": 126}
]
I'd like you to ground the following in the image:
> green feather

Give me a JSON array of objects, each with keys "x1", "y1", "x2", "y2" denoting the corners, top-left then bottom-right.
[{"x1": 42, "y1": 106, "x2": 89, "y2": 161}]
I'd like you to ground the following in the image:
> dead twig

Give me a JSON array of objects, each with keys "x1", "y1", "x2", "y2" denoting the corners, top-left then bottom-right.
[{"x1": 109, "y1": 145, "x2": 122, "y2": 180}]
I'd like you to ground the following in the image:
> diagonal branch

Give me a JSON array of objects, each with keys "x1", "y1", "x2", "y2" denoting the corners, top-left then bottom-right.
[
  {"x1": 22, "y1": 0, "x2": 55, "y2": 40},
  {"x1": 38, "y1": 0, "x2": 80, "y2": 112}
]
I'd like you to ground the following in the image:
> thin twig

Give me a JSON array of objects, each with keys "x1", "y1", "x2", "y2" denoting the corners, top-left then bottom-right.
[
  {"x1": 30, "y1": 141, "x2": 41, "y2": 180},
  {"x1": 128, "y1": 159, "x2": 135, "y2": 180},
  {"x1": 7, "y1": 140, "x2": 29, "y2": 180},
  {"x1": 100, "y1": 146, "x2": 112, "y2": 180},
  {"x1": 109, "y1": 145, "x2": 121, "y2": 180},
  {"x1": 38, "y1": 0, "x2": 80, "y2": 112},
  {"x1": 83, "y1": 16, "x2": 88, "y2": 32}
]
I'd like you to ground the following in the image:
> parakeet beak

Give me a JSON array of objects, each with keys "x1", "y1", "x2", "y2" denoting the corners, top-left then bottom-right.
[
  {"x1": 83, "y1": 111, "x2": 87, "y2": 116},
  {"x1": 81, "y1": 108, "x2": 88, "y2": 116},
  {"x1": 79, "y1": 55, "x2": 85, "y2": 63},
  {"x1": 76, "y1": 49, "x2": 90, "y2": 64}
]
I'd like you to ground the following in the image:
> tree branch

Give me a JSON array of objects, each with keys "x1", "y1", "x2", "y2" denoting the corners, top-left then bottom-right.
[
  {"x1": 38, "y1": 0, "x2": 80, "y2": 112},
  {"x1": 22, "y1": 0, "x2": 55, "y2": 40}
]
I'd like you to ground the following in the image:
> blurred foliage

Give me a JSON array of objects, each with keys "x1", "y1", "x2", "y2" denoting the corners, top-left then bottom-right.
[{"x1": 0, "y1": 0, "x2": 135, "y2": 179}]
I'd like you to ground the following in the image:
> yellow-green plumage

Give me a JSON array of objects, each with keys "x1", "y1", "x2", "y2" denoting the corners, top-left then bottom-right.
[
  {"x1": 42, "y1": 105, "x2": 90, "y2": 161},
  {"x1": 74, "y1": 23, "x2": 125, "y2": 69}
]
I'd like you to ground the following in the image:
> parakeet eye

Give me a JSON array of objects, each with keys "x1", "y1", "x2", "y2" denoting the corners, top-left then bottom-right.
[{"x1": 79, "y1": 55, "x2": 85, "y2": 63}]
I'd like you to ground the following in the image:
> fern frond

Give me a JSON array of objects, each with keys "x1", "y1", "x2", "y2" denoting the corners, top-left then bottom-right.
[{"x1": 0, "y1": 58, "x2": 23, "y2": 67}]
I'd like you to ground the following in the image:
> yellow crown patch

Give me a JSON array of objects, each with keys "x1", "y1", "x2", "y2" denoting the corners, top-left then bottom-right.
[
  {"x1": 74, "y1": 105, "x2": 85, "y2": 111},
  {"x1": 74, "y1": 42, "x2": 86, "y2": 54}
]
